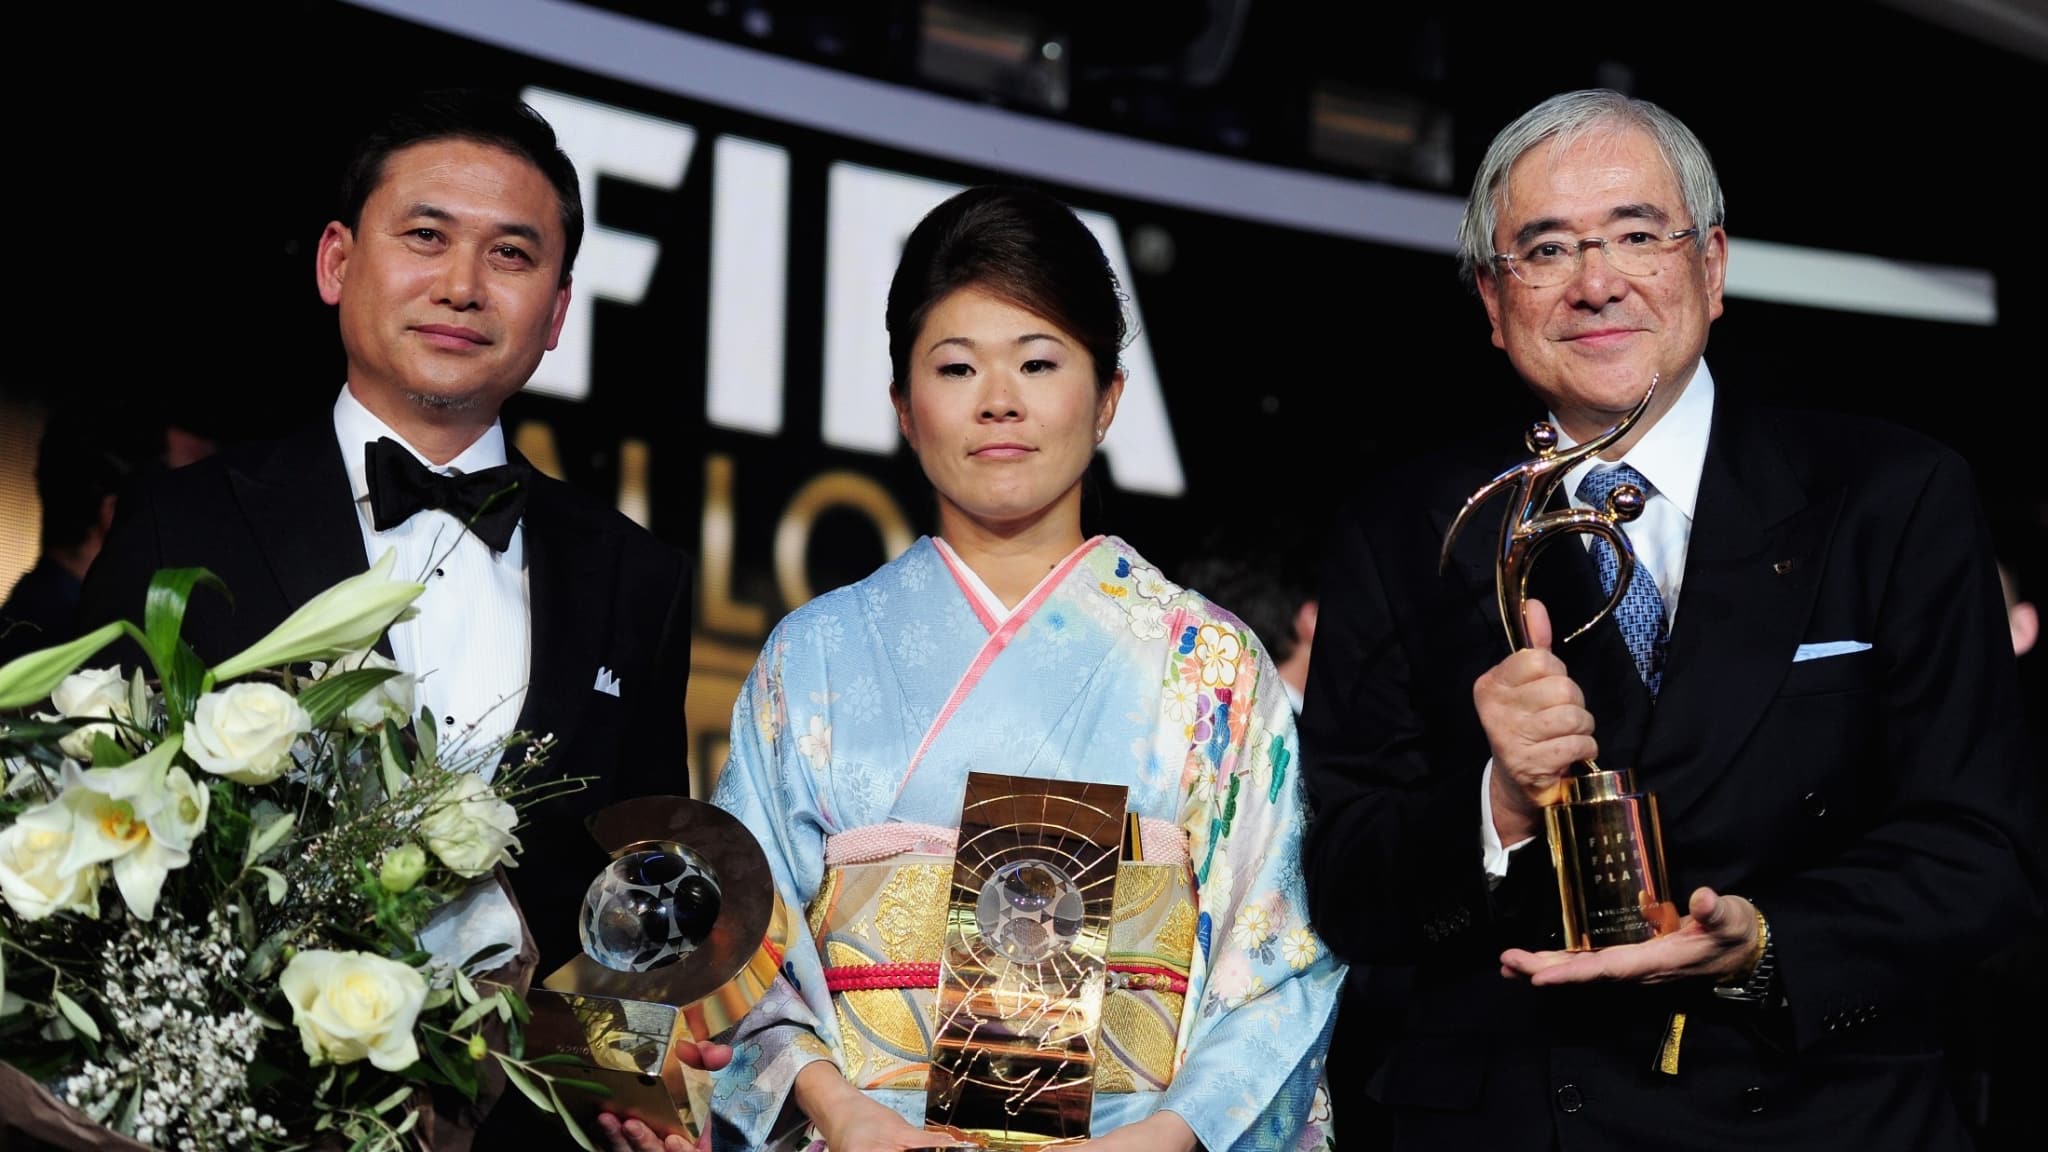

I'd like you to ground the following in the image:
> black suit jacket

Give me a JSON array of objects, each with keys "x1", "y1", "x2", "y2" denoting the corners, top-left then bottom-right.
[
  {"x1": 1299, "y1": 390, "x2": 2042, "y2": 1152},
  {"x1": 0, "y1": 558, "x2": 83, "y2": 665},
  {"x1": 76, "y1": 420, "x2": 695, "y2": 977}
]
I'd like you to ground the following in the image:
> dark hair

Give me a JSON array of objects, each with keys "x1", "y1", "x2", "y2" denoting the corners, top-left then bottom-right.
[
  {"x1": 886, "y1": 185, "x2": 1126, "y2": 393},
  {"x1": 35, "y1": 410, "x2": 136, "y2": 550},
  {"x1": 337, "y1": 88, "x2": 584, "y2": 284}
]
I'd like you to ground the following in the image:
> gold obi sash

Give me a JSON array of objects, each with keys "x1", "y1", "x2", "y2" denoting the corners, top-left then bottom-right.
[{"x1": 808, "y1": 826, "x2": 1197, "y2": 1095}]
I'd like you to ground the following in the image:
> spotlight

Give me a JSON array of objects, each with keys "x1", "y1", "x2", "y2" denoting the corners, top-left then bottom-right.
[
  {"x1": 1306, "y1": 83, "x2": 1452, "y2": 189},
  {"x1": 916, "y1": 1, "x2": 1071, "y2": 113}
]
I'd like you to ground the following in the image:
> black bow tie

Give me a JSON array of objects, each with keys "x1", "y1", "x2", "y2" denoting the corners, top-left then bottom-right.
[{"x1": 364, "y1": 437, "x2": 530, "y2": 552}]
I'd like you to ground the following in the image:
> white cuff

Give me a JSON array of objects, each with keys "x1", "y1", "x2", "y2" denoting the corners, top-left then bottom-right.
[{"x1": 1480, "y1": 759, "x2": 1537, "y2": 885}]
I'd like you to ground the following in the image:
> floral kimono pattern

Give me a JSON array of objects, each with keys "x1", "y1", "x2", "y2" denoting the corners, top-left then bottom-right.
[{"x1": 708, "y1": 536, "x2": 1343, "y2": 1151}]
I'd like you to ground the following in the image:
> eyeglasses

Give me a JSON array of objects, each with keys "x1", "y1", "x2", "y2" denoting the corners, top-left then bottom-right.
[{"x1": 1491, "y1": 227, "x2": 1702, "y2": 289}]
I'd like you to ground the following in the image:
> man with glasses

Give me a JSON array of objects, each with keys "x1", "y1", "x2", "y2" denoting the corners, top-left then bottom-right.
[{"x1": 1298, "y1": 89, "x2": 2038, "y2": 1151}]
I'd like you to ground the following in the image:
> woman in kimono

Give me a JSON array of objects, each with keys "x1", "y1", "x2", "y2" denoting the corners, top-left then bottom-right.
[{"x1": 703, "y1": 185, "x2": 1342, "y2": 1152}]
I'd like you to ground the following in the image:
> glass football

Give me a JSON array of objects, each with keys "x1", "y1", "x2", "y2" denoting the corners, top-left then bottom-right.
[
  {"x1": 579, "y1": 842, "x2": 724, "y2": 973},
  {"x1": 974, "y1": 859, "x2": 1084, "y2": 965}
]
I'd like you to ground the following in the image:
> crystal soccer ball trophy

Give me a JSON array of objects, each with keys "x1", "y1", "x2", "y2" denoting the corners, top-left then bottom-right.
[
  {"x1": 524, "y1": 797, "x2": 789, "y2": 1145},
  {"x1": 975, "y1": 859, "x2": 1085, "y2": 965},
  {"x1": 581, "y1": 844, "x2": 724, "y2": 973},
  {"x1": 926, "y1": 774, "x2": 1127, "y2": 1149}
]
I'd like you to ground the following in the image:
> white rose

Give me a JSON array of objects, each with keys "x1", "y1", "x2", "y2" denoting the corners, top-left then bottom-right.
[
  {"x1": 185, "y1": 684, "x2": 312, "y2": 785},
  {"x1": 418, "y1": 774, "x2": 521, "y2": 879},
  {"x1": 278, "y1": 950, "x2": 428, "y2": 1072},
  {"x1": 0, "y1": 803, "x2": 101, "y2": 921},
  {"x1": 313, "y1": 649, "x2": 416, "y2": 733},
  {"x1": 48, "y1": 667, "x2": 131, "y2": 760},
  {"x1": 51, "y1": 666, "x2": 129, "y2": 720}
]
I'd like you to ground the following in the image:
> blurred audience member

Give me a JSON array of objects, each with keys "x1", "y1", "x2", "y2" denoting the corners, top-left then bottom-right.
[
  {"x1": 2000, "y1": 558, "x2": 2037, "y2": 658},
  {"x1": 1176, "y1": 539, "x2": 1318, "y2": 715},
  {"x1": 0, "y1": 414, "x2": 139, "y2": 662},
  {"x1": 1948, "y1": 525, "x2": 2045, "y2": 1152}
]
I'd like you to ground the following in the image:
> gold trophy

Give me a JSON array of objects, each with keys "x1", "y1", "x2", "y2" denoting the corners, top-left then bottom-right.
[
  {"x1": 523, "y1": 796, "x2": 793, "y2": 1142},
  {"x1": 923, "y1": 773, "x2": 1127, "y2": 1148},
  {"x1": 1441, "y1": 377, "x2": 1679, "y2": 951}
]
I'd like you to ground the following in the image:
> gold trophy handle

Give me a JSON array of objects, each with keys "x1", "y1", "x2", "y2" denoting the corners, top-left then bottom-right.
[
  {"x1": 1500, "y1": 510, "x2": 1641, "y2": 651},
  {"x1": 1440, "y1": 374, "x2": 1660, "y2": 657}
]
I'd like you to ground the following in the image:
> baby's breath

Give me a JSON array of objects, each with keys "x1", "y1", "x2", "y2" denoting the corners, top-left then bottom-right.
[{"x1": 55, "y1": 908, "x2": 279, "y2": 1149}]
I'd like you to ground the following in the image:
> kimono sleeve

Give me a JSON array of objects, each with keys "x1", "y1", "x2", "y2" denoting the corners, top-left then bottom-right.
[
  {"x1": 1161, "y1": 616, "x2": 1346, "y2": 1151},
  {"x1": 706, "y1": 626, "x2": 837, "y2": 1150}
]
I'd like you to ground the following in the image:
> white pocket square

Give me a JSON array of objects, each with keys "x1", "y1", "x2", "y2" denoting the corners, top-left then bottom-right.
[
  {"x1": 593, "y1": 666, "x2": 622, "y2": 697},
  {"x1": 1793, "y1": 641, "x2": 1871, "y2": 663}
]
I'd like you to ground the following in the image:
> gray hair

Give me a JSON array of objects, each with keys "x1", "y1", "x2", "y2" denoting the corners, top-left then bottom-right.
[{"x1": 1456, "y1": 89, "x2": 1724, "y2": 288}]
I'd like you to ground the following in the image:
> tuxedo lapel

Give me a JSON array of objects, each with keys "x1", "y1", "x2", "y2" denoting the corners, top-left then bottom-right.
[
  {"x1": 1643, "y1": 398, "x2": 1838, "y2": 820},
  {"x1": 228, "y1": 423, "x2": 371, "y2": 615},
  {"x1": 510, "y1": 464, "x2": 620, "y2": 780}
]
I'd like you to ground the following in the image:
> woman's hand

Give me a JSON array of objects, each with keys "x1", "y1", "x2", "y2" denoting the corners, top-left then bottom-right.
[
  {"x1": 793, "y1": 1062, "x2": 960, "y2": 1152},
  {"x1": 594, "y1": 1039, "x2": 733, "y2": 1152},
  {"x1": 1067, "y1": 1111, "x2": 1200, "y2": 1152}
]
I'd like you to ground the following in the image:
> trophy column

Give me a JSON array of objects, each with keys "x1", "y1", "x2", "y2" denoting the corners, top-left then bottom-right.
[{"x1": 1543, "y1": 768, "x2": 1678, "y2": 951}]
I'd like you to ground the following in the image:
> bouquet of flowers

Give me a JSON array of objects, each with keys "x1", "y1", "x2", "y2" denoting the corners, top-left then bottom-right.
[{"x1": 0, "y1": 553, "x2": 603, "y2": 1150}]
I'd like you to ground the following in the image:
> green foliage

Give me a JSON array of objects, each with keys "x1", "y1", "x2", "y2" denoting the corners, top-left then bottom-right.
[{"x1": 0, "y1": 563, "x2": 595, "y2": 1150}]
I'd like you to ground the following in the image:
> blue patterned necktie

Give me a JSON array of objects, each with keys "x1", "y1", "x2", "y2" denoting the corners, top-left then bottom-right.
[{"x1": 1576, "y1": 464, "x2": 1667, "y2": 696}]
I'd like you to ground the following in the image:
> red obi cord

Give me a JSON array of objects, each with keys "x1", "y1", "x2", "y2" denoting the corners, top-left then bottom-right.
[{"x1": 823, "y1": 962, "x2": 1188, "y2": 995}]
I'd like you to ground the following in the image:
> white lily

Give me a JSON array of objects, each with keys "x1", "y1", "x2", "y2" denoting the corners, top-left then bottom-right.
[
  {"x1": 55, "y1": 737, "x2": 192, "y2": 920},
  {"x1": 209, "y1": 550, "x2": 424, "y2": 684},
  {"x1": 153, "y1": 765, "x2": 211, "y2": 853},
  {"x1": 0, "y1": 621, "x2": 124, "y2": 711}
]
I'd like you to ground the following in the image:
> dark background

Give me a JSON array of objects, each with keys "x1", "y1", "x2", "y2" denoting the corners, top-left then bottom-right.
[
  {"x1": 3, "y1": 0, "x2": 2035, "y2": 763},
  {"x1": 11, "y1": 0, "x2": 2042, "y2": 585},
  {"x1": 5, "y1": 0, "x2": 2039, "y2": 734}
]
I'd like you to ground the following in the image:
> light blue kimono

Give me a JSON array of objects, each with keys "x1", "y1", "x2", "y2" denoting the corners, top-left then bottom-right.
[{"x1": 709, "y1": 536, "x2": 1342, "y2": 1150}]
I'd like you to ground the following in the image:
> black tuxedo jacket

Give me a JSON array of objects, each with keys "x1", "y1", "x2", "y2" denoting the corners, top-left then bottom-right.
[
  {"x1": 1299, "y1": 391, "x2": 2041, "y2": 1151},
  {"x1": 76, "y1": 421, "x2": 694, "y2": 977}
]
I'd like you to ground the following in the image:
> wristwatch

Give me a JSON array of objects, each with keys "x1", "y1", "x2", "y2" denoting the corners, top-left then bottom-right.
[{"x1": 1713, "y1": 903, "x2": 1777, "y2": 1004}]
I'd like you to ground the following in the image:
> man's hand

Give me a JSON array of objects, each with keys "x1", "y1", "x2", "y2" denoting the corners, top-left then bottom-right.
[
  {"x1": 1476, "y1": 599, "x2": 1599, "y2": 845},
  {"x1": 1500, "y1": 887, "x2": 1762, "y2": 986},
  {"x1": 596, "y1": 1040, "x2": 732, "y2": 1152}
]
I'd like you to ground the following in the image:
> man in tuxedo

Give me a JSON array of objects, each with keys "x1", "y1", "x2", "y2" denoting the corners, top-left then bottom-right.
[
  {"x1": 1298, "y1": 89, "x2": 2040, "y2": 1152},
  {"x1": 78, "y1": 88, "x2": 692, "y2": 990}
]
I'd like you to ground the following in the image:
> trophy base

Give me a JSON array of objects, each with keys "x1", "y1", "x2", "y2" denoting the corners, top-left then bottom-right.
[
  {"x1": 523, "y1": 989, "x2": 712, "y2": 1143},
  {"x1": 1544, "y1": 768, "x2": 1679, "y2": 952}
]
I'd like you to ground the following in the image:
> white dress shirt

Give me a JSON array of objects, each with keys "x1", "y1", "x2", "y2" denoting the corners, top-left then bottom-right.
[
  {"x1": 334, "y1": 386, "x2": 531, "y2": 973},
  {"x1": 1480, "y1": 363, "x2": 1716, "y2": 879},
  {"x1": 334, "y1": 387, "x2": 531, "y2": 776}
]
